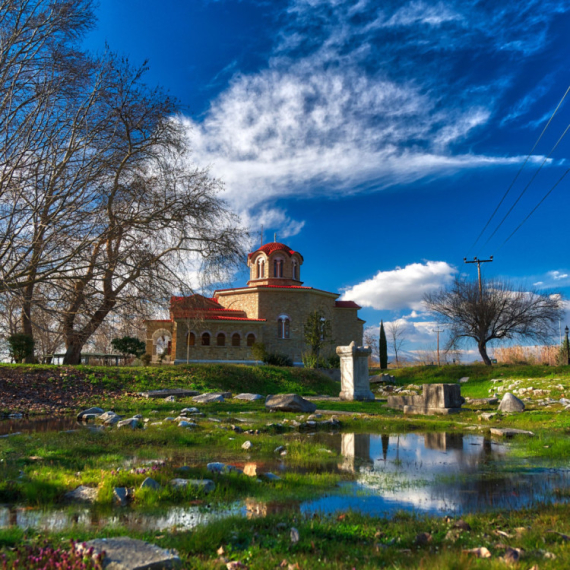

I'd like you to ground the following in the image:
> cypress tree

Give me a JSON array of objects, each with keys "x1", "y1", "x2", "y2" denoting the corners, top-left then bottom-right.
[{"x1": 379, "y1": 320, "x2": 388, "y2": 370}]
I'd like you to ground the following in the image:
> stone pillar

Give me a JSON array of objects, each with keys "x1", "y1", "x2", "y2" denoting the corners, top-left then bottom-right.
[{"x1": 337, "y1": 341, "x2": 374, "y2": 401}]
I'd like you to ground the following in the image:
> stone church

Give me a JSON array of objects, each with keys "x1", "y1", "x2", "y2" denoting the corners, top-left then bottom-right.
[{"x1": 145, "y1": 242, "x2": 364, "y2": 365}]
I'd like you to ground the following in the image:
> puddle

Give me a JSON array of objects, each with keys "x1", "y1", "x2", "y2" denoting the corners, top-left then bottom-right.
[
  {"x1": 0, "y1": 416, "x2": 82, "y2": 436},
  {"x1": 0, "y1": 432, "x2": 568, "y2": 531}
]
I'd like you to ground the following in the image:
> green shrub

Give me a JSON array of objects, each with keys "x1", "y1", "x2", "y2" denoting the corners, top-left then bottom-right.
[
  {"x1": 7, "y1": 333, "x2": 34, "y2": 363},
  {"x1": 264, "y1": 352, "x2": 293, "y2": 367},
  {"x1": 301, "y1": 351, "x2": 319, "y2": 369},
  {"x1": 111, "y1": 336, "x2": 146, "y2": 357},
  {"x1": 141, "y1": 353, "x2": 152, "y2": 366},
  {"x1": 251, "y1": 341, "x2": 267, "y2": 362}
]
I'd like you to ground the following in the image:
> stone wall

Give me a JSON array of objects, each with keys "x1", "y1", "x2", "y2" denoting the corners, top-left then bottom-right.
[{"x1": 173, "y1": 320, "x2": 264, "y2": 363}]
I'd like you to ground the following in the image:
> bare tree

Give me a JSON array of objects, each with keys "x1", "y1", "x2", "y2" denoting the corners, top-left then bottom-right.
[
  {"x1": 424, "y1": 278, "x2": 563, "y2": 366},
  {"x1": 363, "y1": 328, "x2": 379, "y2": 366},
  {"x1": 386, "y1": 320, "x2": 408, "y2": 367}
]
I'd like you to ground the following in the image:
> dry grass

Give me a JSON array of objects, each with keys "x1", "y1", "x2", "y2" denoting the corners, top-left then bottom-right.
[{"x1": 494, "y1": 344, "x2": 560, "y2": 365}]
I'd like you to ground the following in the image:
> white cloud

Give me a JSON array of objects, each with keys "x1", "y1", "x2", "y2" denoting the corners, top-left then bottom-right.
[
  {"x1": 240, "y1": 207, "x2": 305, "y2": 241},
  {"x1": 341, "y1": 261, "x2": 457, "y2": 310},
  {"x1": 548, "y1": 270, "x2": 569, "y2": 280}
]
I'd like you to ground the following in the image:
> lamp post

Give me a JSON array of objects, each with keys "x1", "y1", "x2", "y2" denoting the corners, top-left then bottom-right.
[{"x1": 566, "y1": 326, "x2": 570, "y2": 366}]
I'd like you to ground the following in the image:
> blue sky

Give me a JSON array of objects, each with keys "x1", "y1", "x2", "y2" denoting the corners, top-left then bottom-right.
[{"x1": 85, "y1": 0, "x2": 570, "y2": 360}]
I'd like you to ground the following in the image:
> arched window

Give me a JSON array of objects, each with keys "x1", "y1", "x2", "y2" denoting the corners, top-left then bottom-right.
[
  {"x1": 277, "y1": 316, "x2": 290, "y2": 339},
  {"x1": 187, "y1": 332, "x2": 195, "y2": 346},
  {"x1": 232, "y1": 333, "x2": 241, "y2": 347},
  {"x1": 257, "y1": 258, "x2": 265, "y2": 279},
  {"x1": 216, "y1": 333, "x2": 226, "y2": 347},
  {"x1": 273, "y1": 258, "x2": 283, "y2": 278},
  {"x1": 246, "y1": 333, "x2": 256, "y2": 347},
  {"x1": 292, "y1": 260, "x2": 298, "y2": 280},
  {"x1": 201, "y1": 332, "x2": 210, "y2": 346}
]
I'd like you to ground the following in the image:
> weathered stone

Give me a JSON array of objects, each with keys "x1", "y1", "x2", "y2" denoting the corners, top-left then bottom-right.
[
  {"x1": 193, "y1": 393, "x2": 226, "y2": 404},
  {"x1": 117, "y1": 418, "x2": 142, "y2": 429},
  {"x1": 139, "y1": 389, "x2": 200, "y2": 399},
  {"x1": 77, "y1": 407, "x2": 104, "y2": 421},
  {"x1": 459, "y1": 377, "x2": 469, "y2": 383},
  {"x1": 388, "y1": 384, "x2": 464, "y2": 415},
  {"x1": 64, "y1": 485, "x2": 98, "y2": 503},
  {"x1": 234, "y1": 393, "x2": 264, "y2": 401},
  {"x1": 242, "y1": 440, "x2": 253, "y2": 450},
  {"x1": 77, "y1": 537, "x2": 181, "y2": 570},
  {"x1": 99, "y1": 411, "x2": 120, "y2": 422},
  {"x1": 274, "y1": 445, "x2": 286, "y2": 454},
  {"x1": 370, "y1": 373, "x2": 396, "y2": 385},
  {"x1": 478, "y1": 412, "x2": 497, "y2": 421},
  {"x1": 169, "y1": 478, "x2": 215, "y2": 493},
  {"x1": 490, "y1": 428, "x2": 534, "y2": 437},
  {"x1": 181, "y1": 407, "x2": 199, "y2": 414},
  {"x1": 265, "y1": 394, "x2": 317, "y2": 413},
  {"x1": 261, "y1": 472, "x2": 281, "y2": 481},
  {"x1": 164, "y1": 395, "x2": 176, "y2": 402},
  {"x1": 178, "y1": 421, "x2": 197, "y2": 428},
  {"x1": 337, "y1": 342, "x2": 374, "y2": 401},
  {"x1": 140, "y1": 477, "x2": 161, "y2": 491},
  {"x1": 498, "y1": 392, "x2": 525, "y2": 413},
  {"x1": 113, "y1": 487, "x2": 131, "y2": 506}
]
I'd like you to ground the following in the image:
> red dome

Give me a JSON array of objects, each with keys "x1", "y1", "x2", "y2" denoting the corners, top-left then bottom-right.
[{"x1": 248, "y1": 242, "x2": 302, "y2": 260}]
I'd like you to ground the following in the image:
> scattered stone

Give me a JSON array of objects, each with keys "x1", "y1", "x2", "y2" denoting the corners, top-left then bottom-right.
[
  {"x1": 181, "y1": 407, "x2": 200, "y2": 414},
  {"x1": 503, "y1": 547, "x2": 522, "y2": 564},
  {"x1": 193, "y1": 393, "x2": 226, "y2": 404},
  {"x1": 388, "y1": 384, "x2": 464, "y2": 415},
  {"x1": 467, "y1": 397, "x2": 499, "y2": 405},
  {"x1": 117, "y1": 418, "x2": 142, "y2": 429},
  {"x1": 140, "y1": 477, "x2": 161, "y2": 491},
  {"x1": 77, "y1": 537, "x2": 181, "y2": 570},
  {"x1": 498, "y1": 393, "x2": 525, "y2": 413},
  {"x1": 459, "y1": 377, "x2": 469, "y2": 383},
  {"x1": 242, "y1": 440, "x2": 253, "y2": 450},
  {"x1": 290, "y1": 528, "x2": 300, "y2": 544},
  {"x1": 463, "y1": 547, "x2": 491, "y2": 559},
  {"x1": 490, "y1": 428, "x2": 534, "y2": 437},
  {"x1": 164, "y1": 395, "x2": 176, "y2": 402},
  {"x1": 234, "y1": 393, "x2": 264, "y2": 401},
  {"x1": 99, "y1": 410, "x2": 119, "y2": 421},
  {"x1": 64, "y1": 485, "x2": 98, "y2": 503},
  {"x1": 265, "y1": 394, "x2": 317, "y2": 413},
  {"x1": 76, "y1": 407, "x2": 104, "y2": 421},
  {"x1": 274, "y1": 445, "x2": 286, "y2": 454},
  {"x1": 139, "y1": 389, "x2": 200, "y2": 399},
  {"x1": 113, "y1": 487, "x2": 131, "y2": 506},
  {"x1": 479, "y1": 412, "x2": 497, "y2": 421},
  {"x1": 178, "y1": 421, "x2": 197, "y2": 428},
  {"x1": 169, "y1": 478, "x2": 215, "y2": 493},
  {"x1": 453, "y1": 520, "x2": 472, "y2": 531}
]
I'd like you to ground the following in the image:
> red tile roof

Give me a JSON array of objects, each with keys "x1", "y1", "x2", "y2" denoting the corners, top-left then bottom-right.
[
  {"x1": 248, "y1": 242, "x2": 301, "y2": 260},
  {"x1": 335, "y1": 300, "x2": 361, "y2": 309},
  {"x1": 196, "y1": 315, "x2": 266, "y2": 322}
]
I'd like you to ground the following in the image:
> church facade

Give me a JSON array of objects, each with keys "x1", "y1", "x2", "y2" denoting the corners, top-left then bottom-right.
[{"x1": 145, "y1": 242, "x2": 364, "y2": 365}]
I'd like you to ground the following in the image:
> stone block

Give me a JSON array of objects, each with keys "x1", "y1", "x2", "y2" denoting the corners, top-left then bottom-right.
[
  {"x1": 337, "y1": 342, "x2": 374, "y2": 401},
  {"x1": 265, "y1": 394, "x2": 317, "y2": 413},
  {"x1": 77, "y1": 537, "x2": 181, "y2": 570},
  {"x1": 423, "y1": 384, "x2": 463, "y2": 408}
]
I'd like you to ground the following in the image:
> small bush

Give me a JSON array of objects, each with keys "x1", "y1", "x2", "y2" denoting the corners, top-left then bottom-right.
[
  {"x1": 111, "y1": 336, "x2": 146, "y2": 357},
  {"x1": 301, "y1": 350, "x2": 319, "y2": 369},
  {"x1": 264, "y1": 352, "x2": 293, "y2": 367},
  {"x1": 251, "y1": 341, "x2": 267, "y2": 362},
  {"x1": 141, "y1": 353, "x2": 152, "y2": 366},
  {"x1": 7, "y1": 333, "x2": 34, "y2": 363}
]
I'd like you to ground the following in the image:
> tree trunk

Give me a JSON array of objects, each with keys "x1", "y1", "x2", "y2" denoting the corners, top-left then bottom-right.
[
  {"x1": 21, "y1": 283, "x2": 35, "y2": 363},
  {"x1": 63, "y1": 337, "x2": 83, "y2": 365},
  {"x1": 478, "y1": 341, "x2": 492, "y2": 366}
]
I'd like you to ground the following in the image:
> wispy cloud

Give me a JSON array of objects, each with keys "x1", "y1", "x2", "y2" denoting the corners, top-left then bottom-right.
[{"x1": 183, "y1": 0, "x2": 568, "y2": 234}]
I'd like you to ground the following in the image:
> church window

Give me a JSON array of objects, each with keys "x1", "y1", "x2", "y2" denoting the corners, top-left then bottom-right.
[
  {"x1": 187, "y1": 332, "x2": 195, "y2": 346},
  {"x1": 246, "y1": 333, "x2": 256, "y2": 347},
  {"x1": 274, "y1": 258, "x2": 283, "y2": 278},
  {"x1": 217, "y1": 333, "x2": 225, "y2": 347},
  {"x1": 232, "y1": 333, "x2": 241, "y2": 347},
  {"x1": 257, "y1": 258, "x2": 265, "y2": 279},
  {"x1": 277, "y1": 316, "x2": 290, "y2": 339},
  {"x1": 201, "y1": 332, "x2": 210, "y2": 346},
  {"x1": 292, "y1": 260, "x2": 298, "y2": 280}
]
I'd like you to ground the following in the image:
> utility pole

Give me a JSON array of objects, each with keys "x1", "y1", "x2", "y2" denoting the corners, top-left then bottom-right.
[
  {"x1": 464, "y1": 256, "x2": 493, "y2": 300},
  {"x1": 433, "y1": 327, "x2": 444, "y2": 366}
]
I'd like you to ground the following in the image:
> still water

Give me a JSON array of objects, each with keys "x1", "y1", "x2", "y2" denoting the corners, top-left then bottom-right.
[{"x1": 1, "y1": 431, "x2": 567, "y2": 531}]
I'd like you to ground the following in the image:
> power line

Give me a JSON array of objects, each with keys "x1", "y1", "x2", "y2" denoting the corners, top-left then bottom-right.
[
  {"x1": 495, "y1": 167, "x2": 570, "y2": 252},
  {"x1": 467, "y1": 85, "x2": 570, "y2": 255},
  {"x1": 479, "y1": 118, "x2": 570, "y2": 254}
]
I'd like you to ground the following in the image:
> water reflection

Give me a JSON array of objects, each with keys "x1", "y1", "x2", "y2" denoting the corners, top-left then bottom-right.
[
  {"x1": 0, "y1": 416, "x2": 82, "y2": 436},
  {"x1": 0, "y1": 431, "x2": 568, "y2": 531}
]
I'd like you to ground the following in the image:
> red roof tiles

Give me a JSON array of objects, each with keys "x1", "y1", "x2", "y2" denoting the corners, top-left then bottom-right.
[{"x1": 247, "y1": 242, "x2": 300, "y2": 260}]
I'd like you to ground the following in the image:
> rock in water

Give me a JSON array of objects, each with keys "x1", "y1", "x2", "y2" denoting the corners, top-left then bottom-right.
[
  {"x1": 76, "y1": 407, "x2": 104, "y2": 421},
  {"x1": 77, "y1": 537, "x2": 181, "y2": 569},
  {"x1": 498, "y1": 392, "x2": 525, "y2": 413},
  {"x1": 265, "y1": 394, "x2": 317, "y2": 413}
]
